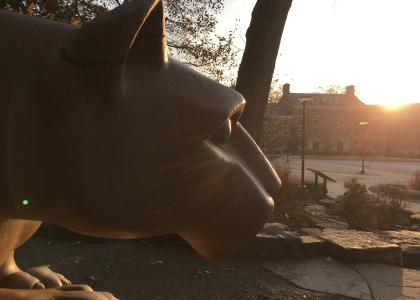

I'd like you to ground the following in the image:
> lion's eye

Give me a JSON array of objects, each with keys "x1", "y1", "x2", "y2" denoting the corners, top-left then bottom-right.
[{"x1": 210, "y1": 119, "x2": 232, "y2": 146}]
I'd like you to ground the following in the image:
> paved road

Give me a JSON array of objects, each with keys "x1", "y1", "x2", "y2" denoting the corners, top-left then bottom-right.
[{"x1": 272, "y1": 156, "x2": 420, "y2": 212}]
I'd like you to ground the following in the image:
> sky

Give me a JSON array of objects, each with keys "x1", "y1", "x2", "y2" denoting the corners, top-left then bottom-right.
[{"x1": 217, "y1": 0, "x2": 420, "y2": 106}]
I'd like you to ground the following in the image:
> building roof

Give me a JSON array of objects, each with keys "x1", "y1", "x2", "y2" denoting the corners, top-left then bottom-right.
[
  {"x1": 268, "y1": 84, "x2": 366, "y2": 116},
  {"x1": 279, "y1": 84, "x2": 365, "y2": 108},
  {"x1": 282, "y1": 92, "x2": 365, "y2": 107}
]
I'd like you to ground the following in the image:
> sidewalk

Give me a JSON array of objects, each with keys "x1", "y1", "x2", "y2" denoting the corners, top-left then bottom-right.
[{"x1": 264, "y1": 257, "x2": 420, "y2": 300}]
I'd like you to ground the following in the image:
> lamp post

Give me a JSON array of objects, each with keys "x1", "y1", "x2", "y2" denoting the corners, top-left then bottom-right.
[
  {"x1": 359, "y1": 121, "x2": 369, "y2": 174},
  {"x1": 299, "y1": 97, "x2": 311, "y2": 189}
]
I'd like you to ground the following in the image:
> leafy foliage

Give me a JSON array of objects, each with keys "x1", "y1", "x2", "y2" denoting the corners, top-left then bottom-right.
[
  {"x1": 337, "y1": 178, "x2": 411, "y2": 230},
  {"x1": 0, "y1": 0, "x2": 108, "y2": 24},
  {"x1": 268, "y1": 79, "x2": 283, "y2": 103},
  {"x1": 412, "y1": 170, "x2": 420, "y2": 191},
  {"x1": 315, "y1": 84, "x2": 344, "y2": 94},
  {"x1": 270, "y1": 162, "x2": 315, "y2": 230},
  {"x1": 261, "y1": 116, "x2": 291, "y2": 153},
  {"x1": 165, "y1": 0, "x2": 238, "y2": 82},
  {"x1": 1, "y1": 0, "x2": 237, "y2": 82},
  {"x1": 235, "y1": 0, "x2": 292, "y2": 142},
  {"x1": 369, "y1": 184, "x2": 409, "y2": 207}
]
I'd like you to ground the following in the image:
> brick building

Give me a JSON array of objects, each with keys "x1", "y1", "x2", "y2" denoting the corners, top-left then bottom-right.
[{"x1": 262, "y1": 84, "x2": 420, "y2": 157}]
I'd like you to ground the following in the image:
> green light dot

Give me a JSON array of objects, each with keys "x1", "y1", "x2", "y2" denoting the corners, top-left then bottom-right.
[{"x1": 22, "y1": 199, "x2": 29, "y2": 206}]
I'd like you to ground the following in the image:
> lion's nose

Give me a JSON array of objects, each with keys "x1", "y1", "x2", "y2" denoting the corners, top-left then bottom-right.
[
  {"x1": 227, "y1": 124, "x2": 282, "y2": 200},
  {"x1": 209, "y1": 101, "x2": 245, "y2": 147},
  {"x1": 177, "y1": 121, "x2": 277, "y2": 260}
]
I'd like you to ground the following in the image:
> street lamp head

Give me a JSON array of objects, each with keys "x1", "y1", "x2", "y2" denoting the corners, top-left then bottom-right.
[
  {"x1": 299, "y1": 97, "x2": 311, "y2": 104},
  {"x1": 359, "y1": 121, "x2": 369, "y2": 126}
]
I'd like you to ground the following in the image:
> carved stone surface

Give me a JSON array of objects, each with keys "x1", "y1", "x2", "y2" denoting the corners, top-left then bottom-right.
[
  {"x1": 410, "y1": 224, "x2": 420, "y2": 231},
  {"x1": 299, "y1": 235, "x2": 328, "y2": 257},
  {"x1": 318, "y1": 198, "x2": 338, "y2": 207},
  {"x1": 256, "y1": 223, "x2": 297, "y2": 239},
  {"x1": 303, "y1": 228, "x2": 420, "y2": 267},
  {"x1": 304, "y1": 205, "x2": 349, "y2": 230},
  {"x1": 410, "y1": 213, "x2": 420, "y2": 225},
  {"x1": 0, "y1": 0, "x2": 281, "y2": 298},
  {"x1": 301, "y1": 227, "x2": 323, "y2": 236},
  {"x1": 377, "y1": 231, "x2": 420, "y2": 267},
  {"x1": 242, "y1": 223, "x2": 301, "y2": 258},
  {"x1": 401, "y1": 246, "x2": 420, "y2": 268},
  {"x1": 317, "y1": 229, "x2": 402, "y2": 266},
  {"x1": 377, "y1": 230, "x2": 420, "y2": 248}
]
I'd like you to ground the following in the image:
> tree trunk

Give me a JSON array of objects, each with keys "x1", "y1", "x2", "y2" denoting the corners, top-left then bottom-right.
[{"x1": 236, "y1": 0, "x2": 292, "y2": 143}]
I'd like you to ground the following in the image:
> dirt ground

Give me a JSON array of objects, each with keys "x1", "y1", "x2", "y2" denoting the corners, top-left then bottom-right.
[{"x1": 16, "y1": 225, "x2": 351, "y2": 300}]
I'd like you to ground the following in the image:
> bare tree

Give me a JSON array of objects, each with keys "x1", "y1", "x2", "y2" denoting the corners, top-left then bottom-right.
[
  {"x1": 165, "y1": 0, "x2": 238, "y2": 82},
  {"x1": 235, "y1": 0, "x2": 292, "y2": 142},
  {"x1": 1, "y1": 0, "x2": 237, "y2": 82},
  {"x1": 315, "y1": 84, "x2": 344, "y2": 94}
]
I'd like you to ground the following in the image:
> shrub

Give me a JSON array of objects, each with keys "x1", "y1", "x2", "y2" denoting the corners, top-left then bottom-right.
[
  {"x1": 369, "y1": 184, "x2": 408, "y2": 208},
  {"x1": 412, "y1": 170, "x2": 420, "y2": 191},
  {"x1": 336, "y1": 178, "x2": 372, "y2": 230},
  {"x1": 337, "y1": 178, "x2": 411, "y2": 231},
  {"x1": 270, "y1": 162, "x2": 314, "y2": 230},
  {"x1": 271, "y1": 162, "x2": 296, "y2": 186}
]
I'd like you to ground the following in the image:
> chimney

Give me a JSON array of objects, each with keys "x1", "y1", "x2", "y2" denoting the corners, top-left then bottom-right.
[
  {"x1": 345, "y1": 85, "x2": 355, "y2": 96},
  {"x1": 283, "y1": 83, "x2": 290, "y2": 95}
]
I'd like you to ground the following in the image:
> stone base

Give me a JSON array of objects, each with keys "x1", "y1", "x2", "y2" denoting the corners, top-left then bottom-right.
[
  {"x1": 410, "y1": 213, "x2": 420, "y2": 225},
  {"x1": 242, "y1": 223, "x2": 302, "y2": 259},
  {"x1": 402, "y1": 246, "x2": 420, "y2": 268},
  {"x1": 321, "y1": 229, "x2": 403, "y2": 266},
  {"x1": 304, "y1": 205, "x2": 349, "y2": 229},
  {"x1": 299, "y1": 235, "x2": 328, "y2": 257}
]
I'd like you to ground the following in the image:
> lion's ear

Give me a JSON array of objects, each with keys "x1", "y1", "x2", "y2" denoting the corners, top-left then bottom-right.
[{"x1": 61, "y1": 0, "x2": 167, "y2": 67}]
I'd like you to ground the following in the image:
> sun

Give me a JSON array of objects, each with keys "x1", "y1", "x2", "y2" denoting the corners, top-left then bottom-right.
[
  {"x1": 382, "y1": 103, "x2": 406, "y2": 111},
  {"x1": 359, "y1": 87, "x2": 411, "y2": 110}
]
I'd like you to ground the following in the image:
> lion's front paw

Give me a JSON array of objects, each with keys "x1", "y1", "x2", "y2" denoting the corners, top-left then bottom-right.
[
  {"x1": 0, "y1": 266, "x2": 71, "y2": 289},
  {"x1": 26, "y1": 265, "x2": 71, "y2": 288},
  {"x1": 0, "y1": 284, "x2": 117, "y2": 300}
]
